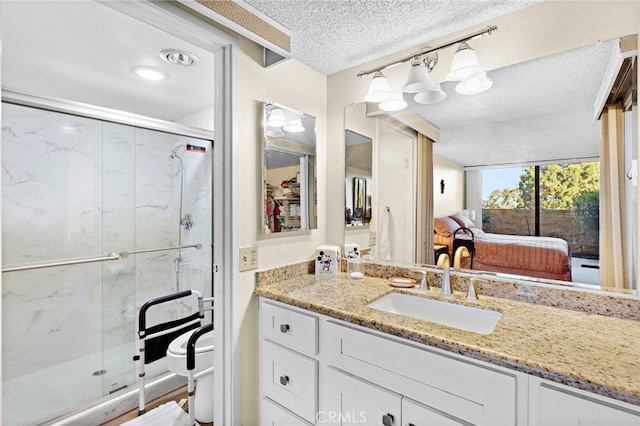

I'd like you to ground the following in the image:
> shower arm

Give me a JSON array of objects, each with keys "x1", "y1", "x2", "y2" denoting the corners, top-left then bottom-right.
[{"x1": 119, "y1": 243, "x2": 203, "y2": 259}]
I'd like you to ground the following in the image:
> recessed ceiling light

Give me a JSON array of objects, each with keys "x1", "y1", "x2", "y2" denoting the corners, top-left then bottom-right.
[
  {"x1": 133, "y1": 66, "x2": 168, "y2": 81},
  {"x1": 160, "y1": 49, "x2": 199, "y2": 67}
]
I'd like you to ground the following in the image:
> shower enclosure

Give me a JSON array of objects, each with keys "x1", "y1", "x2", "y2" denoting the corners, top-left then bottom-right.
[{"x1": 1, "y1": 102, "x2": 213, "y2": 425}]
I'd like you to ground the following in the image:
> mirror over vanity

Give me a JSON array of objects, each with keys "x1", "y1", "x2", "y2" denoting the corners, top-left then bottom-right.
[
  {"x1": 262, "y1": 101, "x2": 317, "y2": 234},
  {"x1": 345, "y1": 129, "x2": 372, "y2": 227},
  {"x1": 342, "y1": 36, "x2": 638, "y2": 296}
]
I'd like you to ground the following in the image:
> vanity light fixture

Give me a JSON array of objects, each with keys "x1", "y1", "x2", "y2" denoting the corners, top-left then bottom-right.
[
  {"x1": 266, "y1": 104, "x2": 307, "y2": 134},
  {"x1": 283, "y1": 118, "x2": 305, "y2": 133},
  {"x1": 359, "y1": 25, "x2": 497, "y2": 110},
  {"x1": 363, "y1": 71, "x2": 392, "y2": 102},
  {"x1": 266, "y1": 107, "x2": 287, "y2": 127},
  {"x1": 379, "y1": 93, "x2": 408, "y2": 112},
  {"x1": 445, "y1": 42, "x2": 484, "y2": 81}
]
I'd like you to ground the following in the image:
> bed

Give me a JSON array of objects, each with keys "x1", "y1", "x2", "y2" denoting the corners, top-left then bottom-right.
[{"x1": 434, "y1": 214, "x2": 572, "y2": 282}]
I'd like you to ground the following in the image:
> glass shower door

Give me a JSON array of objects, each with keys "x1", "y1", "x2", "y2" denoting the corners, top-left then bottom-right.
[
  {"x1": 2, "y1": 102, "x2": 214, "y2": 424},
  {"x1": 2, "y1": 103, "x2": 111, "y2": 424}
]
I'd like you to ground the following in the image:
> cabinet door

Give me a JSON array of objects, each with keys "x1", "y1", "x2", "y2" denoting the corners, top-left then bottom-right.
[
  {"x1": 402, "y1": 397, "x2": 468, "y2": 426},
  {"x1": 324, "y1": 367, "x2": 401, "y2": 426},
  {"x1": 261, "y1": 397, "x2": 314, "y2": 426},
  {"x1": 325, "y1": 321, "x2": 517, "y2": 425},
  {"x1": 530, "y1": 379, "x2": 640, "y2": 426}
]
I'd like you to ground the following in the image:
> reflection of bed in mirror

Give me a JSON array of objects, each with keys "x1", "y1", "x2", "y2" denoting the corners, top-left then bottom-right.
[{"x1": 434, "y1": 214, "x2": 572, "y2": 282}]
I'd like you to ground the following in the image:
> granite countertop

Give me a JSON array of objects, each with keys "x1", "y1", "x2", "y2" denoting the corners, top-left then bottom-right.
[{"x1": 255, "y1": 272, "x2": 640, "y2": 406}]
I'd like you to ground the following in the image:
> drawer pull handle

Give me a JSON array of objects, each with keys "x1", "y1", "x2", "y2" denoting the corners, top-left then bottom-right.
[
  {"x1": 279, "y1": 375, "x2": 289, "y2": 386},
  {"x1": 382, "y1": 413, "x2": 394, "y2": 426},
  {"x1": 280, "y1": 324, "x2": 290, "y2": 333}
]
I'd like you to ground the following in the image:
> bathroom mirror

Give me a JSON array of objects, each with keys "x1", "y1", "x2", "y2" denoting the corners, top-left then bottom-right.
[
  {"x1": 343, "y1": 103, "x2": 377, "y2": 253},
  {"x1": 345, "y1": 130, "x2": 372, "y2": 227},
  {"x1": 262, "y1": 101, "x2": 317, "y2": 234},
  {"x1": 344, "y1": 39, "x2": 639, "y2": 295}
]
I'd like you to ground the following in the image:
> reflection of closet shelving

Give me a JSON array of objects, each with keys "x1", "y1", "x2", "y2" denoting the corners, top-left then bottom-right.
[
  {"x1": 267, "y1": 183, "x2": 302, "y2": 231},
  {"x1": 275, "y1": 183, "x2": 301, "y2": 230}
]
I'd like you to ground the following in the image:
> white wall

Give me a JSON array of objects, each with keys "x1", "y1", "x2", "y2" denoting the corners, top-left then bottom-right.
[
  {"x1": 433, "y1": 154, "x2": 465, "y2": 218},
  {"x1": 237, "y1": 38, "x2": 327, "y2": 425},
  {"x1": 375, "y1": 121, "x2": 417, "y2": 263}
]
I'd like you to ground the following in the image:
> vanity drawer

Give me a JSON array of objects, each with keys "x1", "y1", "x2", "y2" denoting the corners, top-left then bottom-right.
[
  {"x1": 325, "y1": 320, "x2": 518, "y2": 425},
  {"x1": 260, "y1": 397, "x2": 314, "y2": 426},
  {"x1": 260, "y1": 340, "x2": 318, "y2": 423},
  {"x1": 261, "y1": 300, "x2": 318, "y2": 356}
]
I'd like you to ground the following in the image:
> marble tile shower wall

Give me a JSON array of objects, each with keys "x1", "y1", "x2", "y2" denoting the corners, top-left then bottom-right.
[{"x1": 2, "y1": 103, "x2": 212, "y2": 384}]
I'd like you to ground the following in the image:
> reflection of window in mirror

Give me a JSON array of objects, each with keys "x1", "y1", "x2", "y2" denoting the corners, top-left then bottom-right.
[
  {"x1": 262, "y1": 101, "x2": 317, "y2": 235},
  {"x1": 345, "y1": 129, "x2": 372, "y2": 227}
]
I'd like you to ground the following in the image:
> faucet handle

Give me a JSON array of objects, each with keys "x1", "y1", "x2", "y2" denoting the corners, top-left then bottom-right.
[
  {"x1": 440, "y1": 267, "x2": 452, "y2": 296},
  {"x1": 418, "y1": 270, "x2": 429, "y2": 291},
  {"x1": 466, "y1": 279, "x2": 479, "y2": 300}
]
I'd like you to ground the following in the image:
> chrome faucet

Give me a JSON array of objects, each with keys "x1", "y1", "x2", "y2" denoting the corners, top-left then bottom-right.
[
  {"x1": 418, "y1": 270, "x2": 429, "y2": 291},
  {"x1": 436, "y1": 253, "x2": 450, "y2": 268},
  {"x1": 441, "y1": 266, "x2": 452, "y2": 296},
  {"x1": 453, "y1": 246, "x2": 470, "y2": 271},
  {"x1": 466, "y1": 279, "x2": 478, "y2": 300}
]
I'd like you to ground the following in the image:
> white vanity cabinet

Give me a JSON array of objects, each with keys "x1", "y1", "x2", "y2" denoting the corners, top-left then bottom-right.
[
  {"x1": 529, "y1": 377, "x2": 640, "y2": 426},
  {"x1": 325, "y1": 367, "x2": 467, "y2": 426},
  {"x1": 259, "y1": 299, "x2": 319, "y2": 425},
  {"x1": 323, "y1": 320, "x2": 523, "y2": 425},
  {"x1": 259, "y1": 297, "x2": 640, "y2": 426},
  {"x1": 324, "y1": 367, "x2": 401, "y2": 425}
]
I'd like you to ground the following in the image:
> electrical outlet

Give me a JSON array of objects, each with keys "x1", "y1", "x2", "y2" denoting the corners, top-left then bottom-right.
[
  {"x1": 369, "y1": 230, "x2": 377, "y2": 246},
  {"x1": 239, "y1": 246, "x2": 258, "y2": 272}
]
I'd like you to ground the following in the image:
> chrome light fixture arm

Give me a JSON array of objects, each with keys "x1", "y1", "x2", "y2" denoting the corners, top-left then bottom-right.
[{"x1": 356, "y1": 25, "x2": 497, "y2": 78}]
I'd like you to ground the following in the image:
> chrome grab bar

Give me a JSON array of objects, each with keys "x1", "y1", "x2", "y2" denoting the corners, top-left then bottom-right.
[
  {"x1": 2, "y1": 253, "x2": 120, "y2": 273},
  {"x1": 1, "y1": 243, "x2": 204, "y2": 273},
  {"x1": 119, "y1": 243, "x2": 203, "y2": 258}
]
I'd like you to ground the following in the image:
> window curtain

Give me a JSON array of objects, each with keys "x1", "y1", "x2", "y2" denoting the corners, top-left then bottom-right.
[
  {"x1": 465, "y1": 170, "x2": 483, "y2": 231},
  {"x1": 600, "y1": 104, "x2": 629, "y2": 290},
  {"x1": 416, "y1": 133, "x2": 434, "y2": 264}
]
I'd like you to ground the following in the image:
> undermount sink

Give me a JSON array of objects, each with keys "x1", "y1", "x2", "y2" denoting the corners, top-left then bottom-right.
[{"x1": 367, "y1": 293, "x2": 502, "y2": 335}]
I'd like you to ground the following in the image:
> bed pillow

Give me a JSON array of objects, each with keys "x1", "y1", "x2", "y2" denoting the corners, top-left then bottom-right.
[
  {"x1": 434, "y1": 216, "x2": 460, "y2": 236},
  {"x1": 449, "y1": 213, "x2": 474, "y2": 229}
]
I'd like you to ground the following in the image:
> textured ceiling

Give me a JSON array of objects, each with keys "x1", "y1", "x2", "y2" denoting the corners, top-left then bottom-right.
[
  {"x1": 2, "y1": 0, "x2": 614, "y2": 168},
  {"x1": 1, "y1": 1, "x2": 215, "y2": 123},
  {"x1": 244, "y1": 0, "x2": 611, "y2": 167},
  {"x1": 411, "y1": 41, "x2": 615, "y2": 167},
  {"x1": 243, "y1": 0, "x2": 541, "y2": 75}
]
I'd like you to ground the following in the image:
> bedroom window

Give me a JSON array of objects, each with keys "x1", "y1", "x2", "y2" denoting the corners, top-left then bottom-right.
[{"x1": 482, "y1": 161, "x2": 600, "y2": 266}]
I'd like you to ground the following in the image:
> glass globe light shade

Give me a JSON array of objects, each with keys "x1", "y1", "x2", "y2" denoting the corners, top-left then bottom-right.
[
  {"x1": 414, "y1": 84, "x2": 447, "y2": 104},
  {"x1": 283, "y1": 118, "x2": 305, "y2": 133},
  {"x1": 446, "y1": 43, "x2": 484, "y2": 81},
  {"x1": 403, "y1": 62, "x2": 437, "y2": 93},
  {"x1": 364, "y1": 71, "x2": 392, "y2": 103},
  {"x1": 379, "y1": 93, "x2": 408, "y2": 112},
  {"x1": 455, "y1": 72, "x2": 493, "y2": 95},
  {"x1": 267, "y1": 108, "x2": 287, "y2": 127}
]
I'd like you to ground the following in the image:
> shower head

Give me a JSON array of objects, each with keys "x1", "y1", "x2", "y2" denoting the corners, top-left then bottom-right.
[{"x1": 170, "y1": 145, "x2": 187, "y2": 160}]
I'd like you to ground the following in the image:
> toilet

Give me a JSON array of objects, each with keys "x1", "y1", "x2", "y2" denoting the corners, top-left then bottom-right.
[{"x1": 167, "y1": 327, "x2": 214, "y2": 423}]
